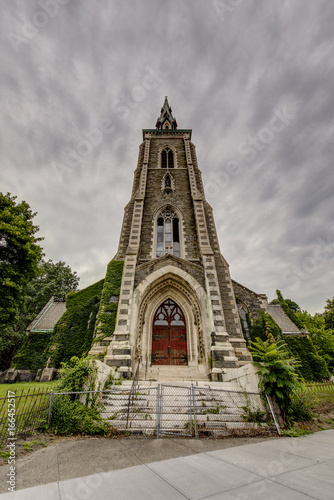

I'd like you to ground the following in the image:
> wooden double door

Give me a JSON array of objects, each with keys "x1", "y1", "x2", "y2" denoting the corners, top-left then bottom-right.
[{"x1": 151, "y1": 299, "x2": 188, "y2": 365}]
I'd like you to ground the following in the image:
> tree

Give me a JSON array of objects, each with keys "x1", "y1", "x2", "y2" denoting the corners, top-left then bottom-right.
[
  {"x1": 324, "y1": 297, "x2": 334, "y2": 330},
  {"x1": 0, "y1": 192, "x2": 44, "y2": 326},
  {"x1": 24, "y1": 259, "x2": 79, "y2": 321},
  {"x1": 2, "y1": 259, "x2": 79, "y2": 371},
  {"x1": 296, "y1": 309, "x2": 334, "y2": 374}
]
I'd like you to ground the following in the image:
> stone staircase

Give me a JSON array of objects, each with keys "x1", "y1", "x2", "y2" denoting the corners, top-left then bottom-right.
[
  {"x1": 138, "y1": 365, "x2": 209, "y2": 382},
  {"x1": 99, "y1": 381, "x2": 272, "y2": 437}
]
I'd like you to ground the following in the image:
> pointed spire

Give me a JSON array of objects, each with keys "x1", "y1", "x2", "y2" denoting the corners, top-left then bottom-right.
[{"x1": 155, "y1": 97, "x2": 178, "y2": 130}]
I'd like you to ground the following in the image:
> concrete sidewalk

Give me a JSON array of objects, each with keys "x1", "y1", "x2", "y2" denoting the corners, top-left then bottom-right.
[{"x1": 1, "y1": 430, "x2": 333, "y2": 499}]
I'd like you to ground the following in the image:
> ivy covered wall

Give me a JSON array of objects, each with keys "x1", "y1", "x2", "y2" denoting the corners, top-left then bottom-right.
[
  {"x1": 48, "y1": 279, "x2": 105, "y2": 367},
  {"x1": 11, "y1": 260, "x2": 125, "y2": 371},
  {"x1": 93, "y1": 260, "x2": 124, "y2": 343},
  {"x1": 11, "y1": 332, "x2": 53, "y2": 371}
]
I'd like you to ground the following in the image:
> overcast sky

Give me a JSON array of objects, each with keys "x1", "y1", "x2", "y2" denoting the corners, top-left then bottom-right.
[{"x1": 1, "y1": 0, "x2": 334, "y2": 314}]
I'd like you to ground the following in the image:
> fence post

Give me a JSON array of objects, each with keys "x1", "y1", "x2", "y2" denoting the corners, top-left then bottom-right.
[
  {"x1": 48, "y1": 390, "x2": 54, "y2": 427},
  {"x1": 191, "y1": 385, "x2": 198, "y2": 439},
  {"x1": 156, "y1": 384, "x2": 161, "y2": 439}
]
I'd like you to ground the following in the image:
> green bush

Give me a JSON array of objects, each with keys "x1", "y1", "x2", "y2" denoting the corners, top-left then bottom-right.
[
  {"x1": 55, "y1": 356, "x2": 97, "y2": 393},
  {"x1": 284, "y1": 336, "x2": 331, "y2": 381},
  {"x1": 51, "y1": 394, "x2": 108, "y2": 436},
  {"x1": 50, "y1": 356, "x2": 109, "y2": 436},
  {"x1": 250, "y1": 337, "x2": 300, "y2": 424}
]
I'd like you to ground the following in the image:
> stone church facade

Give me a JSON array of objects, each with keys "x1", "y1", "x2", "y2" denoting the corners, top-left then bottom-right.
[{"x1": 93, "y1": 98, "x2": 253, "y2": 381}]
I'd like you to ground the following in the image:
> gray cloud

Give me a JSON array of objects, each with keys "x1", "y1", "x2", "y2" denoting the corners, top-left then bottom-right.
[{"x1": 1, "y1": 0, "x2": 334, "y2": 314}]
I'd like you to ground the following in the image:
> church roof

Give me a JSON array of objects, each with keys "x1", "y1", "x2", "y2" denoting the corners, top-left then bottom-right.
[
  {"x1": 27, "y1": 296, "x2": 66, "y2": 333},
  {"x1": 267, "y1": 304, "x2": 304, "y2": 335},
  {"x1": 155, "y1": 97, "x2": 178, "y2": 129}
]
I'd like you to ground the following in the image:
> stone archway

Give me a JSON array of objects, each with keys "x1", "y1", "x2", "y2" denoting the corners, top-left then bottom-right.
[{"x1": 131, "y1": 267, "x2": 212, "y2": 374}]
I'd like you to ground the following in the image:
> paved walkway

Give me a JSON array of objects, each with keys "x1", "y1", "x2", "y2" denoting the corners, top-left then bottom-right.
[{"x1": 0, "y1": 430, "x2": 333, "y2": 499}]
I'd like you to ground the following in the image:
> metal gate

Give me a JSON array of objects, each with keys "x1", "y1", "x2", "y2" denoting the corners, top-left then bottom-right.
[{"x1": 156, "y1": 384, "x2": 198, "y2": 438}]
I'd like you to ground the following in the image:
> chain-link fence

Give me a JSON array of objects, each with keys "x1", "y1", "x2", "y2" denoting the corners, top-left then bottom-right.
[{"x1": 48, "y1": 384, "x2": 277, "y2": 438}]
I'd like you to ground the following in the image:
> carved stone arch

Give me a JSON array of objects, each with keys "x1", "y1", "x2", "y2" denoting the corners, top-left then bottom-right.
[
  {"x1": 158, "y1": 144, "x2": 178, "y2": 169},
  {"x1": 134, "y1": 274, "x2": 205, "y2": 367}
]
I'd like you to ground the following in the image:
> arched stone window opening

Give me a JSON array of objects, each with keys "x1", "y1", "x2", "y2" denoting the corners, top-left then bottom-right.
[
  {"x1": 161, "y1": 171, "x2": 175, "y2": 195},
  {"x1": 156, "y1": 208, "x2": 180, "y2": 257},
  {"x1": 161, "y1": 148, "x2": 174, "y2": 168},
  {"x1": 238, "y1": 306, "x2": 251, "y2": 342}
]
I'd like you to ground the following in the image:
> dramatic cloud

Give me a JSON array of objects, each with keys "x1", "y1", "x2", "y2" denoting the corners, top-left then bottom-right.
[{"x1": 1, "y1": 0, "x2": 333, "y2": 313}]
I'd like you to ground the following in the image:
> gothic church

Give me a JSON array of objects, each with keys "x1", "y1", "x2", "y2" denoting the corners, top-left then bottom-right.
[{"x1": 90, "y1": 98, "x2": 254, "y2": 381}]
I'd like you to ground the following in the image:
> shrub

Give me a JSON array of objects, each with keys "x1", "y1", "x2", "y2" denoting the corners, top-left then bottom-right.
[
  {"x1": 50, "y1": 356, "x2": 110, "y2": 436},
  {"x1": 250, "y1": 337, "x2": 300, "y2": 424},
  {"x1": 284, "y1": 336, "x2": 331, "y2": 381}
]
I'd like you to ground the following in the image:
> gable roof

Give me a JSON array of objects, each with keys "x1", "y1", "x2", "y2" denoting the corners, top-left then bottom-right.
[
  {"x1": 267, "y1": 304, "x2": 303, "y2": 335},
  {"x1": 27, "y1": 296, "x2": 66, "y2": 333}
]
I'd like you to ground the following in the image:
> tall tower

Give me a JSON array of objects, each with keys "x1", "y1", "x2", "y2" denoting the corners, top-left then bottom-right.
[{"x1": 102, "y1": 98, "x2": 252, "y2": 380}]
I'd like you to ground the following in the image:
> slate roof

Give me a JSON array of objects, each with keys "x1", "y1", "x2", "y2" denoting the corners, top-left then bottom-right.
[
  {"x1": 27, "y1": 296, "x2": 66, "y2": 332},
  {"x1": 267, "y1": 304, "x2": 303, "y2": 335}
]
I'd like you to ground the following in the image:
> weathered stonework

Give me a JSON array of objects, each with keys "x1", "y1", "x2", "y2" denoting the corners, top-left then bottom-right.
[{"x1": 104, "y1": 98, "x2": 252, "y2": 380}]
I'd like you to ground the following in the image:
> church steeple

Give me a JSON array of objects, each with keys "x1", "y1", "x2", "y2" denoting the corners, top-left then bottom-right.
[{"x1": 155, "y1": 96, "x2": 178, "y2": 130}]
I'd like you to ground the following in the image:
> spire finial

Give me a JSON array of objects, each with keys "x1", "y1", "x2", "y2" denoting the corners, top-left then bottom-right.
[{"x1": 156, "y1": 97, "x2": 177, "y2": 130}]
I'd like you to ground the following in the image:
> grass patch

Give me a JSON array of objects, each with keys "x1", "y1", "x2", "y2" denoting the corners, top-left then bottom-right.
[
  {"x1": 281, "y1": 428, "x2": 313, "y2": 437},
  {"x1": 0, "y1": 381, "x2": 57, "y2": 398},
  {"x1": 0, "y1": 447, "x2": 10, "y2": 459},
  {"x1": 22, "y1": 440, "x2": 47, "y2": 453}
]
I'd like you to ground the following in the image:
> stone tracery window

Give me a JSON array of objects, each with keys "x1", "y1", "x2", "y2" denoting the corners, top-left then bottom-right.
[
  {"x1": 161, "y1": 148, "x2": 174, "y2": 168},
  {"x1": 156, "y1": 208, "x2": 180, "y2": 257}
]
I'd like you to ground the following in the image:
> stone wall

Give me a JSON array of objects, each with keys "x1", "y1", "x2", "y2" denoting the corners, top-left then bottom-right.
[
  {"x1": 138, "y1": 138, "x2": 201, "y2": 262},
  {"x1": 232, "y1": 280, "x2": 268, "y2": 318},
  {"x1": 135, "y1": 254, "x2": 206, "y2": 289}
]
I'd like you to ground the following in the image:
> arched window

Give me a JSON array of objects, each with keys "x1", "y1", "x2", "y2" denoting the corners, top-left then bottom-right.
[
  {"x1": 156, "y1": 208, "x2": 180, "y2": 257},
  {"x1": 161, "y1": 148, "x2": 174, "y2": 168}
]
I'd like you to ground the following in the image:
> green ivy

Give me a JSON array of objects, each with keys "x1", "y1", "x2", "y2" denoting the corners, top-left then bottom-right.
[
  {"x1": 94, "y1": 260, "x2": 124, "y2": 342},
  {"x1": 11, "y1": 332, "x2": 52, "y2": 371},
  {"x1": 284, "y1": 336, "x2": 331, "y2": 381},
  {"x1": 48, "y1": 279, "x2": 105, "y2": 367},
  {"x1": 250, "y1": 310, "x2": 283, "y2": 342}
]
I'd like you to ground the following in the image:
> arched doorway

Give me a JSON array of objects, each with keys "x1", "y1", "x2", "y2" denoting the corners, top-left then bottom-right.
[{"x1": 151, "y1": 298, "x2": 188, "y2": 365}]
